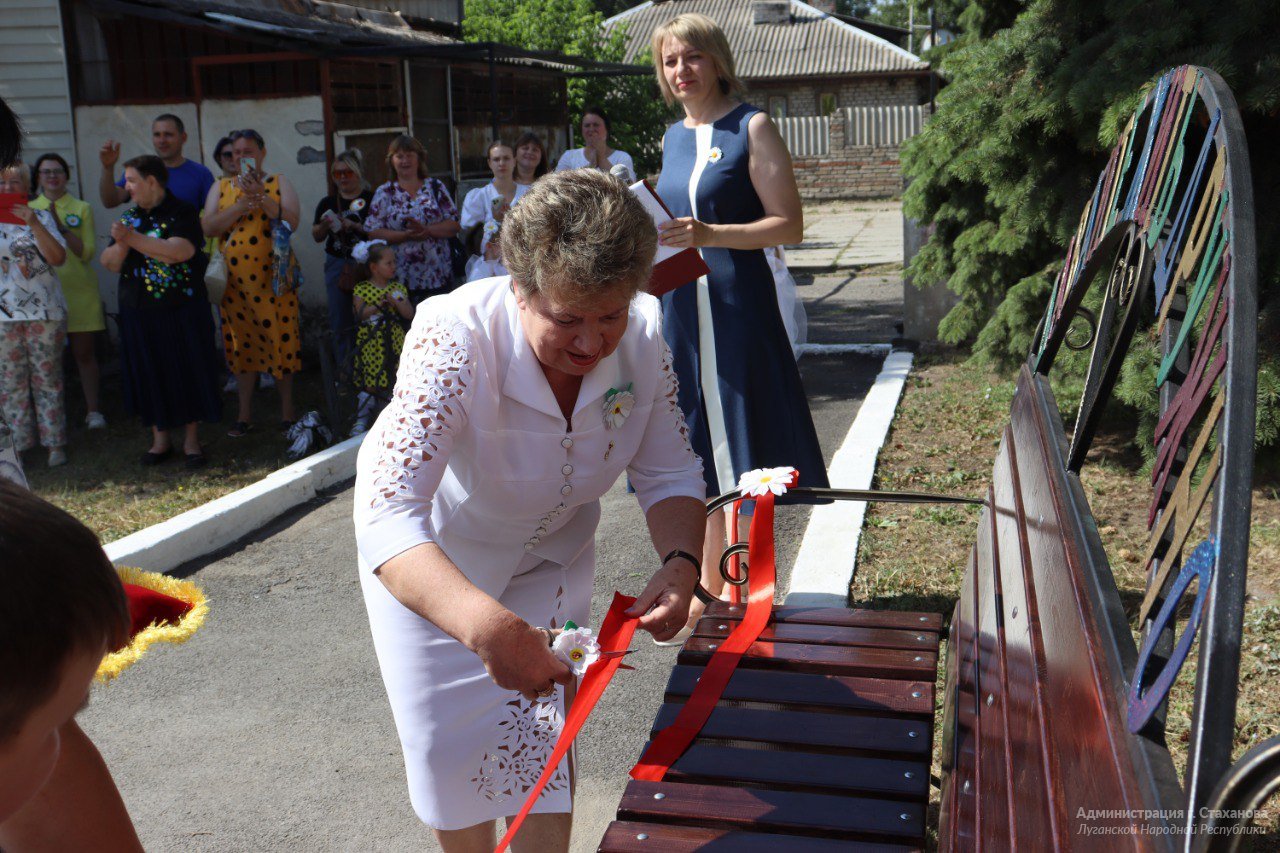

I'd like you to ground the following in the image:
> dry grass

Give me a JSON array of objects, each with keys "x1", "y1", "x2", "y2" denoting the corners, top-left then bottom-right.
[
  {"x1": 21, "y1": 369, "x2": 332, "y2": 543},
  {"x1": 854, "y1": 349, "x2": 1280, "y2": 846}
]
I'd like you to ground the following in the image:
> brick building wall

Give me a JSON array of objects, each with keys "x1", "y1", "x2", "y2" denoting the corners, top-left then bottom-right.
[
  {"x1": 744, "y1": 75, "x2": 927, "y2": 199},
  {"x1": 747, "y1": 75, "x2": 925, "y2": 116}
]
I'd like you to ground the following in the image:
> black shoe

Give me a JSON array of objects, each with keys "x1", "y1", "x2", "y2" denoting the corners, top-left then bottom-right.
[
  {"x1": 141, "y1": 448, "x2": 173, "y2": 466},
  {"x1": 228, "y1": 421, "x2": 253, "y2": 438},
  {"x1": 185, "y1": 451, "x2": 207, "y2": 470}
]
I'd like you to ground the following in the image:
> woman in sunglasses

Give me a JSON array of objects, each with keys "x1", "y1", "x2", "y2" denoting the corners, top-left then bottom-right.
[{"x1": 311, "y1": 149, "x2": 373, "y2": 368}]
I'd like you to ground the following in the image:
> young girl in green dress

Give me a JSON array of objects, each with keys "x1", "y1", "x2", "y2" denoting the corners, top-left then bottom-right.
[{"x1": 350, "y1": 240, "x2": 414, "y2": 434}]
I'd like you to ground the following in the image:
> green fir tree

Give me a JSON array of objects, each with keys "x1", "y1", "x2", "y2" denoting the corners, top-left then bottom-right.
[{"x1": 901, "y1": 0, "x2": 1280, "y2": 452}]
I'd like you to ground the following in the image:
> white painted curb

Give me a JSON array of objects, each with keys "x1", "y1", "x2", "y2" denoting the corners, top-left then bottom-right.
[
  {"x1": 104, "y1": 434, "x2": 365, "y2": 573},
  {"x1": 786, "y1": 349, "x2": 914, "y2": 607}
]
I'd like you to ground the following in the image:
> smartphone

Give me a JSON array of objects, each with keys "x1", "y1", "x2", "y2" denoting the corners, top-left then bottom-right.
[{"x1": 240, "y1": 157, "x2": 257, "y2": 175}]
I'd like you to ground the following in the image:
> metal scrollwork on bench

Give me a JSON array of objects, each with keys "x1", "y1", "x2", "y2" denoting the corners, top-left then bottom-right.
[{"x1": 1031, "y1": 65, "x2": 1258, "y2": 831}]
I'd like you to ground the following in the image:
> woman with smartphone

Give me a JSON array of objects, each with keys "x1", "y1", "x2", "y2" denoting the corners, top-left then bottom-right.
[
  {"x1": 459, "y1": 141, "x2": 526, "y2": 282},
  {"x1": 311, "y1": 149, "x2": 373, "y2": 367},
  {"x1": 201, "y1": 128, "x2": 302, "y2": 439}
]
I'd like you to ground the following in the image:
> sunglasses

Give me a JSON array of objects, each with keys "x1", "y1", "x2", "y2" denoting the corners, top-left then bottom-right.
[{"x1": 229, "y1": 129, "x2": 264, "y2": 146}]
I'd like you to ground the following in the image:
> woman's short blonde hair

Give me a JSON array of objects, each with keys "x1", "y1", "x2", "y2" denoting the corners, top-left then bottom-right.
[
  {"x1": 385, "y1": 134, "x2": 429, "y2": 181},
  {"x1": 333, "y1": 148, "x2": 368, "y2": 189},
  {"x1": 503, "y1": 169, "x2": 656, "y2": 307},
  {"x1": 0, "y1": 162, "x2": 31, "y2": 192},
  {"x1": 651, "y1": 13, "x2": 746, "y2": 106}
]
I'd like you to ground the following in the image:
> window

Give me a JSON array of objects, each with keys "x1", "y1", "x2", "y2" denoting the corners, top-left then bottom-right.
[
  {"x1": 768, "y1": 96, "x2": 787, "y2": 120},
  {"x1": 819, "y1": 93, "x2": 838, "y2": 116}
]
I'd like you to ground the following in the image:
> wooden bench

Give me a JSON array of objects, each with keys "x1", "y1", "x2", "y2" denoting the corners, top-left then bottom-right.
[
  {"x1": 597, "y1": 64, "x2": 1276, "y2": 851},
  {"x1": 601, "y1": 601, "x2": 944, "y2": 850}
]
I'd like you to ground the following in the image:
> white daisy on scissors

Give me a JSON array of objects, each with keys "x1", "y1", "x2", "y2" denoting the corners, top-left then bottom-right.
[
  {"x1": 737, "y1": 466, "x2": 798, "y2": 498},
  {"x1": 552, "y1": 626, "x2": 601, "y2": 676}
]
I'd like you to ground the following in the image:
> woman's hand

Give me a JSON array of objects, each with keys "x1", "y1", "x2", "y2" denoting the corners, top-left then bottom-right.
[
  {"x1": 109, "y1": 220, "x2": 135, "y2": 246},
  {"x1": 658, "y1": 217, "x2": 713, "y2": 249},
  {"x1": 472, "y1": 610, "x2": 574, "y2": 701},
  {"x1": 626, "y1": 558, "x2": 697, "y2": 642},
  {"x1": 12, "y1": 203, "x2": 36, "y2": 226}
]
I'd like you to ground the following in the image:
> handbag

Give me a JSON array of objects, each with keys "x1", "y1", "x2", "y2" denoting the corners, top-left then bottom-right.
[
  {"x1": 205, "y1": 245, "x2": 227, "y2": 305},
  {"x1": 271, "y1": 219, "x2": 304, "y2": 296}
]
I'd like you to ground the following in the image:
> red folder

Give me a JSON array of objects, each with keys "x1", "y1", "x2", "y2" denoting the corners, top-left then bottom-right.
[
  {"x1": 630, "y1": 180, "x2": 710, "y2": 297},
  {"x1": 0, "y1": 193, "x2": 25, "y2": 225}
]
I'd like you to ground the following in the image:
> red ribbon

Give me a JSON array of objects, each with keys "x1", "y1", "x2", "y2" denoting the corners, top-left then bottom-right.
[
  {"x1": 494, "y1": 592, "x2": 640, "y2": 853},
  {"x1": 628, "y1": 472, "x2": 790, "y2": 781}
]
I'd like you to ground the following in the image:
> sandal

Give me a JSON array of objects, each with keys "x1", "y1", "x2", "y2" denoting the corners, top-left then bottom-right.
[{"x1": 227, "y1": 421, "x2": 253, "y2": 438}]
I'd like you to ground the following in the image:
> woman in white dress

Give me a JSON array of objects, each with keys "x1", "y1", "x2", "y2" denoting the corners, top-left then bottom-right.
[
  {"x1": 554, "y1": 106, "x2": 634, "y2": 178},
  {"x1": 354, "y1": 169, "x2": 706, "y2": 852},
  {"x1": 460, "y1": 141, "x2": 526, "y2": 282}
]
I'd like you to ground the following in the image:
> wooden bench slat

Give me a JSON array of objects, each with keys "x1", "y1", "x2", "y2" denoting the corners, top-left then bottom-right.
[
  {"x1": 651, "y1": 703, "x2": 931, "y2": 755},
  {"x1": 678, "y1": 638, "x2": 937, "y2": 680},
  {"x1": 1008, "y1": 395, "x2": 1147, "y2": 848},
  {"x1": 663, "y1": 665, "x2": 934, "y2": 717},
  {"x1": 992, "y1": 427, "x2": 1066, "y2": 848},
  {"x1": 705, "y1": 601, "x2": 943, "y2": 633},
  {"x1": 597, "y1": 820, "x2": 919, "y2": 852},
  {"x1": 975, "y1": 463, "x2": 1016, "y2": 846},
  {"x1": 692, "y1": 617, "x2": 939, "y2": 652},
  {"x1": 944, "y1": 560, "x2": 981, "y2": 852},
  {"x1": 618, "y1": 780, "x2": 925, "y2": 840},
  {"x1": 661, "y1": 742, "x2": 931, "y2": 798}
]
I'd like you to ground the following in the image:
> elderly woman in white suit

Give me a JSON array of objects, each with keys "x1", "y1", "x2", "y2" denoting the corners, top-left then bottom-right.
[{"x1": 353, "y1": 169, "x2": 706, "y2": 853}]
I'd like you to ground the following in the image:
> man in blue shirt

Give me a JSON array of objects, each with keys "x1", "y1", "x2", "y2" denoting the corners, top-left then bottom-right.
[{"x1": 97, "y1": 114, "x2": 214, "y2": 210}]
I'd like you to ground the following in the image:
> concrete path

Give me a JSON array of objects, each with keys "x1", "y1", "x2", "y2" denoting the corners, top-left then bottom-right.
[
  {"x1": 787, "y1": 199, "x2": 903, "y2": 269},
  {"x1": 79, "y1": 220, "x2": 905, "y2": 852}
]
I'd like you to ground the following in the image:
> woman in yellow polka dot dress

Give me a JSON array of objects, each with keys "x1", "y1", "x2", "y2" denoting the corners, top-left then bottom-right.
[{"x1": 201, "y1": 129, "x2": 301, "y2": 437}]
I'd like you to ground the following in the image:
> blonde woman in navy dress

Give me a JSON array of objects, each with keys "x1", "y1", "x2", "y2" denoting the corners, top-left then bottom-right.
[{"x1": 652, "y1": 13, "x2": 829, "y2": 626}]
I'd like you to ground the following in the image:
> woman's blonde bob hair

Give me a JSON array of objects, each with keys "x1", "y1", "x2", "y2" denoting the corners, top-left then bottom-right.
[
  {"x1": 0, "y1": 161, "x2": 31, "y2": 192},
  {"x1": 333, "y1": 148, "x2": 369, "y2": 189},
  {"x1": 385, "y1": 134, "x2": 429, "y2": 181},
  {"x1": 502, "y1": 169, "x2": 656, "y2": 306},
  {"x1": 650, "y1": 13, "x2": 746, "y2": 106}
]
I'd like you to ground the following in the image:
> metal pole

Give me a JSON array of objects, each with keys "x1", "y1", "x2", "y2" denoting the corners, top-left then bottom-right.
[
  {"x1": 488, "y1": 44, "x2": 499, "y2": 142},
  {"x1": 929, "y1": 6, "x2": 937, "y2": 111}
]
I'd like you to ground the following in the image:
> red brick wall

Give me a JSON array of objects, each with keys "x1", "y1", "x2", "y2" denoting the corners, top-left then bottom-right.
[{"x1": 792, "y1": 147, "x2": 903, "y2": 199}]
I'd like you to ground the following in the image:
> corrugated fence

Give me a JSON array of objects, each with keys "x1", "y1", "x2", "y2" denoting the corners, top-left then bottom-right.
[
  {"x1": 776, "y1": 105, "x2": 930, "y2": 158},
  {"x1": 842, "y1": 105, "x2": 929, "y2": 147},
  {"x1": 776, "y1": 116, "x2": 831, "y2": 158}
]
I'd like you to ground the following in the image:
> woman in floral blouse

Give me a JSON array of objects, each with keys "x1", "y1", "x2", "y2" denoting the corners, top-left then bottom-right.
[
  {"x1": 365, "y1": 135, "x2": 460, "y2": 302},
  {"x1": 0, "y1": 162, "x2": 68, "y2": 468}
]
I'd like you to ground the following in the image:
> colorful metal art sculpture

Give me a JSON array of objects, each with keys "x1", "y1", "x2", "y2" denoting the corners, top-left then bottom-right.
[{"x1": 1031, "y1": 65, "x2": 1258, "y2": 835}]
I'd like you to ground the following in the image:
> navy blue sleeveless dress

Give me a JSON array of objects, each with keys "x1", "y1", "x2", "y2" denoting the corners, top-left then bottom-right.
[{"x1": 657, "y1": 103, "x2": 829, "y2": 497}]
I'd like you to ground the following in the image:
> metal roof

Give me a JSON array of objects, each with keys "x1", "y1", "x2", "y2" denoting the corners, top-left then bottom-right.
[{"x1": 604, "y1": 0, "x2": 928, "y2": 79}]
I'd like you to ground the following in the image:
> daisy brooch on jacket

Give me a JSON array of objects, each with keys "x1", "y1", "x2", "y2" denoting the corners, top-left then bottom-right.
[
  {"x1": 603, "y1": 383, "x2": 634, "y2": 429},
  {"x1": 707, "y1": 147, "x2": 723, "y2": 164}
]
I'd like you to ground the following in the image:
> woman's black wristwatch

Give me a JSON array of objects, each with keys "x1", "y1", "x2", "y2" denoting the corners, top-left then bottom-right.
[{"x1": 663, "y1": 549, "x2": 716, "y2": 604}]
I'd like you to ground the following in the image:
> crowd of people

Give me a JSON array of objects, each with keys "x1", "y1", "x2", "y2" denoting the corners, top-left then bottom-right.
[{"x1": 1, "y1": 11, "x2": 828, "y2": 853}]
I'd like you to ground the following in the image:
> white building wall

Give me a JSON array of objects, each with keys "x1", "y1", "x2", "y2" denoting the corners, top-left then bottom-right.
[
  {"x1": 0, "y1": 0, "x2": 81, "y2": 194},
  {"x1": 73, "y1": 97, "x2": 329, "y2": 313}
]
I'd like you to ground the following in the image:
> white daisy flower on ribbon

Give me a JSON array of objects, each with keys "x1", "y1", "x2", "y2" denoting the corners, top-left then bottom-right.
[
  {"x1": 552, "y1": 626, "x2": 600, "y2": 676},
  {"x1": 707, "y1": 147, "x2": 723, "y2": 164},
  {"x1": 65, "y1": 214, "x2": 82, "y2": 228},
  {"x1": 602, "y1": 383, "x2": 634, "y2": 430},
  {"x1": 483, "y1": 219, "x2": 501, "y2": 236},
  {"x1": 737, "y1": 466, "x2": 798, "y2": 498}
]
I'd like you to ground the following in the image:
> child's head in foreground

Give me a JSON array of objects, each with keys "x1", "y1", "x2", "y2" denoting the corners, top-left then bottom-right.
[{"x1": 0, "y1": 481, "x2": 129, "y2": 821}]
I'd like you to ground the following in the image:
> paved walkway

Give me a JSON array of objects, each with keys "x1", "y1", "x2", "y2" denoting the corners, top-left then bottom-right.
[{"x1": 788, "y1": 199, "x2": 903, "y2": 269}]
